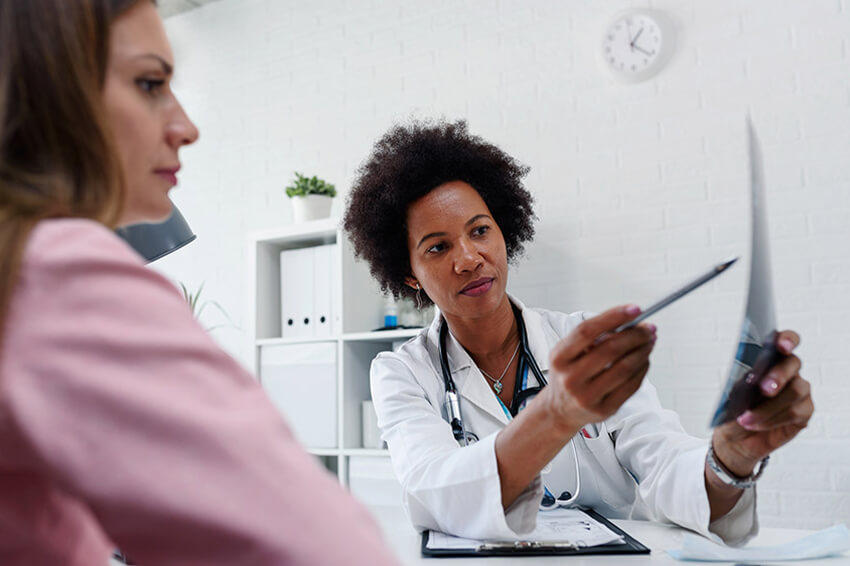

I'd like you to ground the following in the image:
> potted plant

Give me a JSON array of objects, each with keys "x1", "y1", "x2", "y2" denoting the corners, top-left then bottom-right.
[
  {"x1": 179, "y1": 281, "x2": 237, "y2": 333},
  {"x1": 285, "y1": 172, "x2": 336, "y2": 222}
]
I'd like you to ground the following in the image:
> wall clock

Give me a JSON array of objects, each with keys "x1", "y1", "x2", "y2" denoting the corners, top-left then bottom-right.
[{"x1": 602, "y1": 9, "x2": 676, "y2": 83}]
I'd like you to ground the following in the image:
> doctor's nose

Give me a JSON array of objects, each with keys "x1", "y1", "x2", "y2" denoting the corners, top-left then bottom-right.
[{"x1": 453, "y1": 239, "x2": 483, "y2": 274}]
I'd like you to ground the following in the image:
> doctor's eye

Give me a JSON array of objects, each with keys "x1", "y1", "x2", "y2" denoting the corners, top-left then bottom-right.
[
  {"x1": 426, "y1": 242, "x2": 446, "y2": 255},
  {"x1": 471, "y1": 225, "x2": 490, "y2": 237}
]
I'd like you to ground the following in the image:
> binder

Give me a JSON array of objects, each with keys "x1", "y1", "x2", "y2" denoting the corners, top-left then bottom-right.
[
  {"x1": 280, "y1": 247, "x2": 315, "y2": 338},
  {"x1": 421, "y1": 508, "x2": 650, "y2": 557},
  {"x1": 329, "y1": 243, "x2": 342, "y2": 335},
  {"x1": 312, "y1": 244, "x2": 334, "y2": 338},
  {"x1": 279, "y1": 248, "x2": 298, "y2": 338},
  {"x1": 293, "y1": 247, "x2": 315, "y2": 338}
]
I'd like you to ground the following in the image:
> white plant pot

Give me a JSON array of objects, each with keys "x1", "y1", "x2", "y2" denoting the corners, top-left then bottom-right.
[{"x1": 291, "y1": 194, "x2": 332, "y2": 222}]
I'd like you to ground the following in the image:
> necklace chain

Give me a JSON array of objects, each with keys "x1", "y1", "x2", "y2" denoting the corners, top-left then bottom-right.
[{"x1": 479, "y1": 341, "x2": 521, "y2": 395}]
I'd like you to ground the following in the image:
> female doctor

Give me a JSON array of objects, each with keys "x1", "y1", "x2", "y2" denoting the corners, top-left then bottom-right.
[{"x1": 343, "y1": 120, "x2": 813, "y2": 546}]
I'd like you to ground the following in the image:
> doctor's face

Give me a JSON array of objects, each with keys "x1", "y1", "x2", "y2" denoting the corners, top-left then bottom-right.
[{"x1": 405, "y1": 181, "x2": 509, "y2": 321}]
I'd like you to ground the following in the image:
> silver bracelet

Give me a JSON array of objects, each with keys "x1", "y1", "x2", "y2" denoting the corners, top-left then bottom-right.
[{"x1": 706, "y1": 444, "x2": 769, "y2": 489}]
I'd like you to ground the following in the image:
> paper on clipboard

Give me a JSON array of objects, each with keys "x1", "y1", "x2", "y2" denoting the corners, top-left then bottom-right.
[
  {"x1": 425, "y1": 508, "x2": 625, "y2": 550},
  {"x1": 710, "y1": 118, "x2": 784, "y2": 428}
]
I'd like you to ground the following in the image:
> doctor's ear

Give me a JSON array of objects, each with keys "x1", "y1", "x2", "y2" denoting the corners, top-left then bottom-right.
[{"x1": 404, "y1": 277, "x2": 420, "y2": 290}]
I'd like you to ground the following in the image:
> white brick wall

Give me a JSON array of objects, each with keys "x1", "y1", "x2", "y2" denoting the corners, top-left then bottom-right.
[{"x1": 159, "y1": 0, "x2": 850, "y2": 530}]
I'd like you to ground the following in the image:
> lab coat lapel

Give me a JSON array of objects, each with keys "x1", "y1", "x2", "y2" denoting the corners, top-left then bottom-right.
[
  {"x1": 427, "y1": 297, "x2": 564, "y2": 427},
  {"x1": 510, "y1": 295, "x2": 560, "y2": 381},
  {"x1": 439, "y1": 324, "x2": 511, "y2": 426}
]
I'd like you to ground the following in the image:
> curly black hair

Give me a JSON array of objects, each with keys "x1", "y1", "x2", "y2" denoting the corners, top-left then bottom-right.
[{"x1": 343, "y1": 119, "x2": 537, "y2": 306}]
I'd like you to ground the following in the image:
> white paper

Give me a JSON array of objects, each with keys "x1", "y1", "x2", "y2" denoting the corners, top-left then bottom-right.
[
  {"x1": 426, "y1": 508, "x2": 625, "y2": 550},
  {"x1": 427, "y1": 532, "x2": 488, "y2": 550},
  {"x1": 667, "y1": 524, "x2": 850, "y2": 562}
]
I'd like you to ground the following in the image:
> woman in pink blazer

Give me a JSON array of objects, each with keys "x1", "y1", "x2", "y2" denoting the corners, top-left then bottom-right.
[{"x1": 0, "y1": 1, "x2": 399, "y2": 565}]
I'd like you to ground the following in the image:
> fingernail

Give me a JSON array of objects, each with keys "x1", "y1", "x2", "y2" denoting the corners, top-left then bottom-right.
[
  {"x1": 737, "y1": 411, "x2": 756, "y2": 429},
  {"x1": 760, "y1": 377, "x2": 779, "y2": 395},
  {"x1": 779, "y1": 338, "x2": 794, "y2": 353},
  {"x1": 625, "y1": 304, "x2": 641, "y2": 316},
  {"x1": 646, "y1": 323, "x2": 657, "y2": 334}
]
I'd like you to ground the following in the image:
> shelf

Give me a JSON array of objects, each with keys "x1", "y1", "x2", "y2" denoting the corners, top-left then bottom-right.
[
  {"x1": 306, "y1": 448, "x2": 391, "y2": 458},
  {"x1": 251, "y1": 221, "x2": 403, "y2": 486},
  {"x1": 255, "y1": 327, "x2": 424, "y2": 346},
  {"x1": 249, "y1": 218, "x2": 339, "y2": 247},
  {"x1": 342, "y1": 448, "x2": 391, "y2": 457},
  {"x1": 308, "y1": 448, "x2": 341, "y2": 456},
  {"x1": 256, "y1": 336, "x2": 339, "y2": 347},
  {"x1": 342, "y1": 328, "x2": 424, "y2": 342}
]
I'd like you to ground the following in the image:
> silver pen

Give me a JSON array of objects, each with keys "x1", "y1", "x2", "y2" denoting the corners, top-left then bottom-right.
[{"x1": 614, "y1": 257, "x2": 739, "y2": 334}]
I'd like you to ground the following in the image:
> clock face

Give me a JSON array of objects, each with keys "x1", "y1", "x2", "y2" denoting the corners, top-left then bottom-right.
[{"x1": 603, "y1": 11, "x2": 670, "y2": 81}]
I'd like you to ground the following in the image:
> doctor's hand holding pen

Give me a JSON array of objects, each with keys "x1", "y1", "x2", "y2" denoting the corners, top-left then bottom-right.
[
  {"x1": 541, "y1": 305, "x2": 657, "y2": 435},
  {"x1": 495, "y1": 305, "x2": 654, "y2": 507}
]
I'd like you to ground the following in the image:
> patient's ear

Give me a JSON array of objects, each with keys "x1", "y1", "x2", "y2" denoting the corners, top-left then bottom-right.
[{"x1": 404, "y1": 276, "x2": 420, "y2": 290}]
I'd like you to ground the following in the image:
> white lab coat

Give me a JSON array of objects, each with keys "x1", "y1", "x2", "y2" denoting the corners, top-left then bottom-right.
[{"x1": 370, "y1": 296, "x2": 758, "y2": 545}]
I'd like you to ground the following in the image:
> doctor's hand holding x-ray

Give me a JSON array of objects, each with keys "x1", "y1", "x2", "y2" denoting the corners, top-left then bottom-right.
[
  {"x1": 343, "y1": 119, "x2": 813, "y2": 544},
  {"x1": 709, "y1": 330, "x2": 811, "y2": 518}
]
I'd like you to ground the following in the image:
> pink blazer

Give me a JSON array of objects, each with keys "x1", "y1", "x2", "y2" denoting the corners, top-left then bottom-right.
[{"x1": 0, "y1": 219, "x2": 399, "y2": 566}]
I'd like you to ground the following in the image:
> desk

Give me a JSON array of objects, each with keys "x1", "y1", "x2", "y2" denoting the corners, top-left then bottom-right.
[{"x1": 367, "y1": 505, "x2": 844, "y2": 565}]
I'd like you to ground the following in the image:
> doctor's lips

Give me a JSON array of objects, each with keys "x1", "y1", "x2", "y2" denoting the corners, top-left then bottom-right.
[
  {"x1": 460, "y1": 277, "x2": 494, "y2": 296},
  {"x1": 154, "y1": 165, "x2": 181, "y2": 185}
]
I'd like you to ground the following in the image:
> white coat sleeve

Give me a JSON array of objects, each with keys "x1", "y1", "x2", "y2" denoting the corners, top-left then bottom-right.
[
  {"x1": 608, "y1": 380, "x2": 758, "y2": 546},
  {"x1": 370, "y1": 354, "x2": 543, "y2": 539}
]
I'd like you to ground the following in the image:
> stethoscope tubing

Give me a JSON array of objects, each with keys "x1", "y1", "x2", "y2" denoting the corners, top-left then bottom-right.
[{"x1": 438, "y1": 302, "x2": 581, "y2": 508}]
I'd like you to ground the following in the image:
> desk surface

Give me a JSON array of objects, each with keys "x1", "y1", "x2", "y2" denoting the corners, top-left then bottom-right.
[{"x1": 367, "y1": 505, "x2": 844, "y2": 565}]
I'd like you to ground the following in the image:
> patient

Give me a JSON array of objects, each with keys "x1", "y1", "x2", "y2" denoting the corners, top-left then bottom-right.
[{"x1": 0, "y1": 1, "x2": 398, "y2": 564}]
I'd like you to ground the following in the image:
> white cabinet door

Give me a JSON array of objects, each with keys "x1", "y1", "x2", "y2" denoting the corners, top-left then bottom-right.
[{"x1": 260, "y1": 342, "x2": 337, "y2": 448}]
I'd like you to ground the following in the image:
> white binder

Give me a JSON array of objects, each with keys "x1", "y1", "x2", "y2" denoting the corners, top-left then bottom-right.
[
  {"x1": 280, "y1": 247, "x2": 315, "y2": 338},
  {"x1": 312, "y1": 244, "x2": 334, "y2": 338},
  {"x1": 330, "y1": 243, "x2": 342, "y2": 335},
  {"x1": 279, "y1": 248, "x2": 297, "y2": 338}
]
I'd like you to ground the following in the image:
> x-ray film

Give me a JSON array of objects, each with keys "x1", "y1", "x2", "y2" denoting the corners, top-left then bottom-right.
[{"x1": 710, "y1": 119, "x2": 784, "y2": 428}]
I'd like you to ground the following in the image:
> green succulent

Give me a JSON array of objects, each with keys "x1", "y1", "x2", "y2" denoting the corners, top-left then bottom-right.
[{"x1": 285, "y1": 172, "x2": 337, "y2": 198}]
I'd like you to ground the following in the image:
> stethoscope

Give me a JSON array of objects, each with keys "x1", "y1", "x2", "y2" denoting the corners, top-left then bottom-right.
[{"x1": 438, "y1": 302, "x2": 582, "y2": 510}]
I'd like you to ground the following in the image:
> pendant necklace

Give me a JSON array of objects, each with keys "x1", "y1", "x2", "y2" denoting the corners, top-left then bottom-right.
[{"x1": 480, "y1": 341, "x2": 520, "y2": 395}]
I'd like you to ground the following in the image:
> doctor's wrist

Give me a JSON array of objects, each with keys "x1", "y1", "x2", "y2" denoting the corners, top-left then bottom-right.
[
  {"x1": 532, "y1": 391, "x2": 584, "y2": 440},
  {"x1": 710, "y1": 437, "x2": 760, "y2": 479}
]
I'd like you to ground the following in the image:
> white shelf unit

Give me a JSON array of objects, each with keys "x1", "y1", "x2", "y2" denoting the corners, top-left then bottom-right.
[{"x1": 247, "y1": 218, "x2": 420, "y2": 490}]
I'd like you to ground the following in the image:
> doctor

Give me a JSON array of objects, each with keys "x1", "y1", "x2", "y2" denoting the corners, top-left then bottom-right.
[{"x1": 343, "y1": 120, "x2": 812, "y2": 546}]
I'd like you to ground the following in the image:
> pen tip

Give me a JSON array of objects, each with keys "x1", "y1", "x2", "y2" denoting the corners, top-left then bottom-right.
[{"x1": 718, "y1": 256, "x2": 739, "y2": 271}]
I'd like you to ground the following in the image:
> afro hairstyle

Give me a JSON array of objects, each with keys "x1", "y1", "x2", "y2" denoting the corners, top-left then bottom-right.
[{"x1": 343, "y1": 119, "x2": 536, "y2": 306}]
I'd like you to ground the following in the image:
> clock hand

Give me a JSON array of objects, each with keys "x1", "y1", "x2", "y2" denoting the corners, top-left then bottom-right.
[
  {"x1": 633, "y1": 44, "x2": 653, "y2": 56},
  {"x1": 629, "y1": 27, "x2": 644, "y2": 48}
]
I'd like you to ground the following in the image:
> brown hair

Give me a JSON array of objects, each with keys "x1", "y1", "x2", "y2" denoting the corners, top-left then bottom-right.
[{"x1": 0, "y1": 0, "x2": 145, "y2": 336}]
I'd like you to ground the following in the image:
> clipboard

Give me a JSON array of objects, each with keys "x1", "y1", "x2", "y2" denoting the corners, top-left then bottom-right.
[{"x1": 421, "y1": 508, "x2": 650, "y2": 557}]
